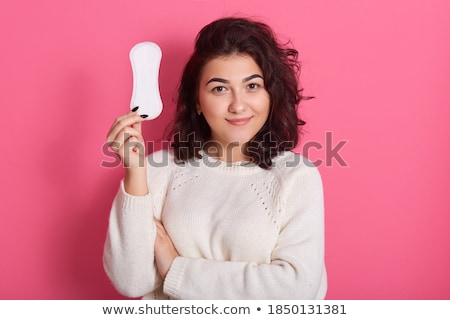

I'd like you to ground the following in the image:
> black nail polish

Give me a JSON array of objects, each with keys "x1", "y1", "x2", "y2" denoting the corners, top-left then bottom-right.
[
  {"x1": 140, "y1": 114, "x2": 148, "y2": 119},
  {"x1": 131, "y1": 106, "x2": 139, "y2": 112}
]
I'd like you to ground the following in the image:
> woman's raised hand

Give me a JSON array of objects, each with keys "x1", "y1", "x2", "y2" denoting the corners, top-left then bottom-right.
[
  {"x1": 106, "y1": 107, "x2": 146, "y2": 168},
  {"x1": 106, "y1": 108, "x2": 149, "y2": 196}
]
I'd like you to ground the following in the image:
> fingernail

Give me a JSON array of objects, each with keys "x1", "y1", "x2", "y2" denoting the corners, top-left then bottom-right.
[
  {"x1": 140, "y1": 114, "x2": 148, "y2": 119},
  {"x1": 131, "y1": 106, "x2": 139, "y2": 112}
]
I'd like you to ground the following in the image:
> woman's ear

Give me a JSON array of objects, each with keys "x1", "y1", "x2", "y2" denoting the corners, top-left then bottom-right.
[{"x1": 196, "y1": 104, "x2": 202, "y2": 115}]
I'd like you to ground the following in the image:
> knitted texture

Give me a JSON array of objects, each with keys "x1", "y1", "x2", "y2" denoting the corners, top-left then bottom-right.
[{"x1": 103, "y1": 149, "x2": 327, "y2": 299}]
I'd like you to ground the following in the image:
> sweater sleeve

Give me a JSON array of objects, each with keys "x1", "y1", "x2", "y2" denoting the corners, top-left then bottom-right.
[
  {"x1": 102, "y1": 180, "x2": 162, "y2": 297},
  {"x1": 162, "y1": 162, "x2": 327, "y2": 299},
  {"x1": 103, "y1": 150, "x2": 174, "y2": 298}
]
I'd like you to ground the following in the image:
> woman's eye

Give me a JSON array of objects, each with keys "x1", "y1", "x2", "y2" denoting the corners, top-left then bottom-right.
[
  {"x1": 212, "y1": 86, "x2": 226, "y2": 93},
  {"x1": 247, "y1": 83, "x2": 260, "y2": 90}
]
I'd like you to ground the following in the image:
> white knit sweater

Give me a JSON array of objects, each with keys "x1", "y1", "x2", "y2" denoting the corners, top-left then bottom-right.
[{"x1": 103, "y1": 149, "x2": 327, "y2": 299}]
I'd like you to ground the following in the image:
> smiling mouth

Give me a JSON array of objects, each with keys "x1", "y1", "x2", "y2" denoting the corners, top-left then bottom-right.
[{"x1": 226, "y1": 116, "x2": 253, "y2": 126}]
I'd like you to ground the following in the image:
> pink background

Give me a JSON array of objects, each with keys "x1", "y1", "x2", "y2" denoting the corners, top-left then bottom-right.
[{"x1": 1, "y1": 0, "x2": 449, "y2": 299}]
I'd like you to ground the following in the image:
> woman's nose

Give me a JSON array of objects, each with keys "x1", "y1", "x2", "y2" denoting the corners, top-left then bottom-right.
[{"x1": 228, "y1": 92, "x2": 246, "y2": 114}]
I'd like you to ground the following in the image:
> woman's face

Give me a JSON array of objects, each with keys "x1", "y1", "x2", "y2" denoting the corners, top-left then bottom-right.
[{"x1": 197, "y1": 54, "x2": 270, "y2": 151}]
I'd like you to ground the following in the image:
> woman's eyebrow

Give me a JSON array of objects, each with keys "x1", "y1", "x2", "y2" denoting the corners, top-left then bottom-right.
[
  {"x1": 206, "y1": 74, "x2": 263, "y2": 85},
  {"x1": 242, "y1": 74, "x2": 263, "y2": 82},
  {"x1": 206, "y1": 77, "x2": 229, "y2": 85}
]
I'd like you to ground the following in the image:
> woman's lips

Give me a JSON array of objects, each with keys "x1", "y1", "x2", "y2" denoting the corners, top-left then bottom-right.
[{"x1": 226, "y1": 116, "x2": 252, "y2": 126}]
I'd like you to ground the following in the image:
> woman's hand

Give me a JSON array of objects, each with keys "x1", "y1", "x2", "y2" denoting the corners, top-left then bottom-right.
[
  {"x1": 106, "y1": 108, "x2": 146, "y2": 168},
  {"x1": 106, "y1": 108, "x2": 148, "y2": 195},
  {"x1": 154, "y1": 217, "x2": 179, "y2": 279}
]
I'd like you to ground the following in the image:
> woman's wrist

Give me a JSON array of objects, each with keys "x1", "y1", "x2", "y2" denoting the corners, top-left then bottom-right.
[{"x1": 124, "y1": 166, "x2": 149, "y2": 196}]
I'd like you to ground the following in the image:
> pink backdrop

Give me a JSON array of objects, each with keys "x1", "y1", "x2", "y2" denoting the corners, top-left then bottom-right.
[{"x1": 1, "y1": 0, "x2": 449, "y2": 299}]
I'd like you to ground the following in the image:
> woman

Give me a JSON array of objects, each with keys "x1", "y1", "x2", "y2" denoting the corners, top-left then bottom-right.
[{"x1": 104, "y1": 16, "x2": 327, "y2": 299}]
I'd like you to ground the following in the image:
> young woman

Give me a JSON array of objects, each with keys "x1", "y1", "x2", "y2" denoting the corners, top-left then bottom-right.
[{"x1": 104, "y1": 17, "x2": 327, "y2": 299}]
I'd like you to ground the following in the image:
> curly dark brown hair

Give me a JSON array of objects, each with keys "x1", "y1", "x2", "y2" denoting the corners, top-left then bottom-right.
[{"x1": 169, "y1": 16, "x2": 309, "y2": 169}]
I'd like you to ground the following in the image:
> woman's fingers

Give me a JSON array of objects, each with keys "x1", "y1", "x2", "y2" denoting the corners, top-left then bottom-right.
[
  {"x1": 112, "y1": 126, "x2": 143, "y2": 150},
  {"x1": 106, "y1": 112, "x2": 144, "y2": 146},
  {"x1": 153, "y1": 217, "x2": 179, "y2": 279},
  {"x1": 131, "y1": 116, "x2": 142, "y2": 133},
  {"x1": 154, "y1": 218, "x2": 178, "y2": 254},
  {"x1": 105, "y1": 110, "x2": 148, "y2": 168},
  {"x1": 154, "y1": 217, "x2": 168, "y2": 239}
]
